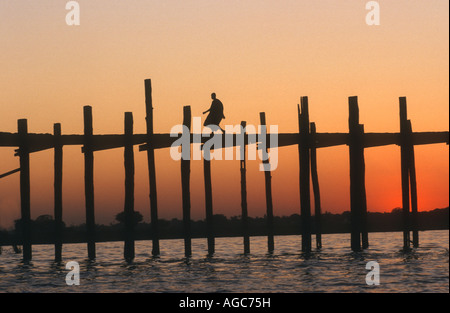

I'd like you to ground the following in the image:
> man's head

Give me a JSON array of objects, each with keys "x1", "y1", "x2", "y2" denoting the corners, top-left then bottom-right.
[{"x1": 211, "y1": 93, "x2": 216, "y2": 100}]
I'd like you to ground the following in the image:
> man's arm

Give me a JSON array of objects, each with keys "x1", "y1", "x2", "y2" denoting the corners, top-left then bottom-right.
[{"x1": 203, "y1": 104, "x2": 213, "y2": 114}]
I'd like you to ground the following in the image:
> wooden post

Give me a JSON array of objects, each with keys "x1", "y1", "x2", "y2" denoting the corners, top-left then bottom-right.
[
  {"x1": 359, "y1": 124, "x2": 369, "y2": 249},
  {"x1": 18, "y1": 119, "x2": 31, "y2": 261},
  {"x1": 144, "y1": 79, "x2": 160, "y2": 257},
  {"x1": 310, "y1": 122, "x2": 322, "y2": 249},
  {"x1": 240, "y1": 121, "x2": 250, "y2": 254},
  {"x1": 399, "y1": 97, "x2": 411, "y2": 251},
  {"x1": 260, "y1": 112, "x2": 274, "y2": 253},
  {"x1": 298, "y1": 98, "x2": 311, "y2": 253},
  {"x1": 83, "y1": 106, "x2": 96, "y2": 260},
  {"x1": 53, "y1": 123, "x2": 63, "y2": 262},
  {"x1": 407, "y1": 120, "x2": 419, "y2": 248},
  {"x1": 181, "y1": 106, "x2": 192, "y2": 257},
  {"x1": 203, "y1": 152, "x2": 214, "y2": 256},
  {"x1": 348, "y1": 96, "x2": 363, "y2": 252},
  {"x1": 124, "y1": 112, "x2": 135, "y2": 261}
]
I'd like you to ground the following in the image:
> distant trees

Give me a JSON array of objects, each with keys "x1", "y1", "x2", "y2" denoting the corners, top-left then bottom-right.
[
  {"x1": 115, "y1": 211, "x2": 143, "y2": 225},
  {"x1": 13, "y1": 214, "x2": 66, "y2": 244},
  {"x1": 1, "y1": 207, "x2": 446, "y2": 245},
  {"x1": 14, "y1": 214, "x2": 66, "y2": 232}
]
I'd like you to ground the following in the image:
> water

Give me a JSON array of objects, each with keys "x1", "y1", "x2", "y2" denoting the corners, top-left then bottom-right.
[{"x1": 0, "y1": 230, "x2": 448, "y2": 293}]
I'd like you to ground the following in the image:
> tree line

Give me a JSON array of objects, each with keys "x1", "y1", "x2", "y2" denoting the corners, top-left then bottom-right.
[{"x1": 0, "y1": 207, "x2": 448, "y2": 245}]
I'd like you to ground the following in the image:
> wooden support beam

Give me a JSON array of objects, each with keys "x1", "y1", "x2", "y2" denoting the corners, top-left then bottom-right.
[
  {"x1": 2, "y1": 130, "x2": 448, "y2": 151},
  {"x1": 298, "y1": 98, "x2": 311, "y2": 253},
  {"x1": 181, "y1": 106, "x2": 192, "y2": 257},
  {"x1": 260, "y1": 112, "x2": 274, "y2": 253},
  {"x1": 240, "y1": 121, "x2": 250, "y2": 254},
  {"x1": 53, "y1": 123, "x2": 63, "y2": 262},
  {"x1": 83, "y1": 106, "x2": 96, "y2": 259},
  {"x1": 144, "y1": 79, "x2": 160, "y2": 257},
  {"x1": 310, "y1": 122, "x2": 322, "y2": 249},
  {"x1": 124, "y1": 112, "x2": 135, "y2": 261},
  {"x1": 0, "y1": 168, "x2": 20, "y2": 179},
  {"x1": 399, "y1": 97, "x2": 411, "y2": 251},
  {"x1": 18, "y1": 119, "x2": 32, "y2": 261}
]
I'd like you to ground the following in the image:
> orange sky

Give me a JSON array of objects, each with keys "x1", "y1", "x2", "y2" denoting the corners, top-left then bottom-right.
[{"x1": 0, "y1": 1, "x2": 448, "y2": 228}]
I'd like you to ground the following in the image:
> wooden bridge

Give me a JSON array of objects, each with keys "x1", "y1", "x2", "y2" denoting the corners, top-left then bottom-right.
[{"x1": 0, "y1": 79, "x2": 448, "y2": 261}]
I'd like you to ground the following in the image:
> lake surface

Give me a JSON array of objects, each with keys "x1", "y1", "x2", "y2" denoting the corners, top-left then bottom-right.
[{"x1": 0, "y1": 230, "x2": 448, "y2": 293}]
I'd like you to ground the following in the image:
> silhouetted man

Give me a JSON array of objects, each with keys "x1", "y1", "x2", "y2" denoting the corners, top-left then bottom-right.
[{"x1": 203, "y1": 93, "x2": 225, "y2": 133}]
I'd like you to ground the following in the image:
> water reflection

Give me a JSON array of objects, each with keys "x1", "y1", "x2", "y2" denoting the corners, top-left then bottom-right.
[{"x1": 0, "y1": 230, "x2": 448, "y2": 293}]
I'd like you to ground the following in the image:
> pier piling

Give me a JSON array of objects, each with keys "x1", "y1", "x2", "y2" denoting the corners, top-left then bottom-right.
[
  {"x1": 83, "y1": 106, "x2": 96, "y2": 260},
  {"x1": 260, "y1": 112, "x2": 274, "y2": 253},
  {"x1": 18, "y1": 119, "x2": 32, "y2": 261},
  {"x1": 124, "y1": 112, "x2": 135, "y2": 261},
  {"x1": 298, "y1": 98, "x2": 312, "y2": 253},
  {"x1": 53, "y1": 123, "x2": 63, "y2": 262},
  {"x1": 181, "y1": 106, "x2": 192, "y2": 257}
]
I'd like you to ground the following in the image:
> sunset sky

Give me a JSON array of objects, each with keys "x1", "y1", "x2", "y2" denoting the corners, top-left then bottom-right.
[{"x1": 0, "y1": 0, "x2": 448, "y2": 229}]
